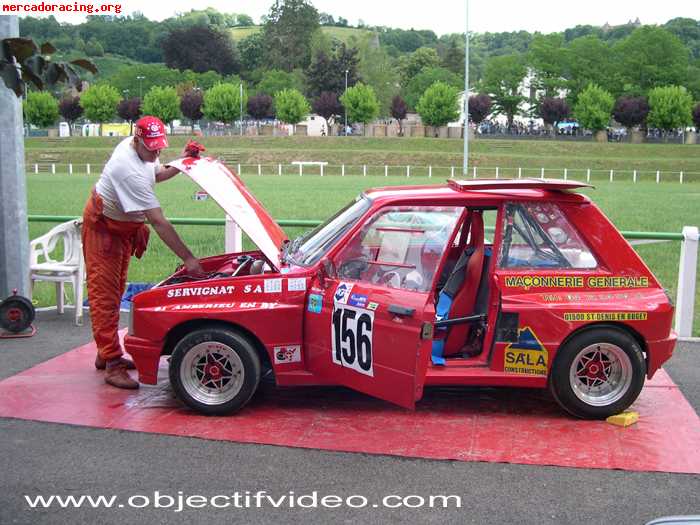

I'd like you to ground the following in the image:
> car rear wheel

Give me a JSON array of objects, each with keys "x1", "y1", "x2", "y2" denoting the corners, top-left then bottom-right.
[
  {"x1": 170, "y1": 327, "x2": 261, "y2": 416},
  {"x1": 549, "y1": 327, "x2": 646, "y2": 419}
]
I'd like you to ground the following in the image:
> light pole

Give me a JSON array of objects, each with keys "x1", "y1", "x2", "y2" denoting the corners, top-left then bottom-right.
[
  {"x1": 463, "y1": 0, "x2": 470, "y2": 176},
  {"x1": 239, "y1": 82, "x2": 243, "y2": 136},
  {"x1": 344, "y1": 69, "x2": 349, "y2": 135},
  {"x1": 136, "y1": 75, "x2": 145, "y2": 99}
]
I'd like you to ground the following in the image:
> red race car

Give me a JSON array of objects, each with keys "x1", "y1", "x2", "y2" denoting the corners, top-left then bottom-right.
[{"x1": 125, "y1": 157, "x2": 677, "y2": 419}]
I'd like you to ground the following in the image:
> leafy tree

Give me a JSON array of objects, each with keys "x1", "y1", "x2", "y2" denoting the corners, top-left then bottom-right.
[
  {"x1": 58, "y1": 96, "x2": 83, "y2": 135},
  {"x1": 468, "y1": 94, "x2": 492, "y2": 125},
  {"x1": 236, "y1": 14, "x2": 254, "y2": 26},
  {"x1": 180, "y1": 89, "x2": 204, "y2": 130},
  {"x1": 312, "y1": 91, "x2": 342, "y2": 124},
  {"x1": 84, "y1": 37, "x2": 104, "y2": 57},
  {"x1": 357, "y1": 36, "x2": 397, "y2": 116},
  {"x1": 257, "y1": 69, "x2": 303, "y2": 97},
  {"x1": 239, "y1": 33, "x2": 264, "y2": 72},
  {"x1": 142, "y1": 86, "x2": 180, "y2": 126},
  {"x1": 416, "y1": 81, "x2": 460, "y2": 129},
  {"x1": 404, "y1": 67, "x2": 461, "y2": 110},
  {"x1": 664, "y1": 17, "x2": 700, "y2": 59},
  {"x1": 528, "y1": 33, "x2": 567, "y2": 98},
  {"x1": 573, "y1": 84, "x2": 614, "y2": 132},
  {"x1": 539, "y1": 97, "x2": 570, "y2": 132},
  {"x1": 162, "y1": 25, "x2": 240, "y2": 75},
  {"x1": 693, "y1": 103, "x2": 700, "y2": 131},
  {"x1": 247, "y1": 93, "x2": 274, "y2": 120},
  {"x1": 306, "y1": 43, "x2": 360, "y2": 99},
  {"x1": 203, "y1": 83, "x2": 246, "y2": 125},
  {"x1": 613, "y1": 26, "x2": 690, "y2": 94},
  {"x1": 391, "y1": 95, "x2": 408, "y2": 135},
  {"x1": 24, "y1": 91, "x2": 59, "y2": 128},
  {"x1": 80, "y1": 84, "x2": 120, "y2": 134},
  {"x1": 263, "y1": 0, "x2": 320, "y2": 71},
  {"x1": 116, "y1": 97, "x2": 142, "y2": 133},
  {"x1": 340, "y1": 82, "x2": 380, "y2": 134},
  {"x1": 397, "y1": 47, "x2": 441, "y2": 85},
  {"x1": 274, "y1": 88, "x2": 310, "y2": 125},
  {"x1": 647, "y1": 85, "x2": 693, "y2": 134},
  {"x1": 480, "y1": 54, "x2": 527, "y2": 130},
  {"x1": 379, "y1": 28, "x2": 438, "y2": 53},
  {"x1": 612, "y1": 96, "x2": 649, "y2": 132},
  {"x1": 564, "y1": 35, "x2": 619, "y2": 103},
  {"x1": 442, "y1": 39, "x2": 465, "y2": 76}
]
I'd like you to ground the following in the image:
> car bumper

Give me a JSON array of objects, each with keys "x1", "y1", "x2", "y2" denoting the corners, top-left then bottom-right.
[
  {"x1": 124, "y1": 335, "x2": 162, "y2": 385},
  {"x1": 646, "y1": 331, "x2": 678, "y2": 379}
]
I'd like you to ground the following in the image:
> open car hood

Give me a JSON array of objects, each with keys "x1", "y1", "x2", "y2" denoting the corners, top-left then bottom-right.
[{"x1": 169, "y1": 157, "x2": 288, "y2": 270}]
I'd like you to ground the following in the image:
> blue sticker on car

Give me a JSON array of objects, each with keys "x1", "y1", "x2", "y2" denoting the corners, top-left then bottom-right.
[
  {"x1": 308, "y1": 293, "x2": 323, "y2": 314},
  {"x1": 348, "y1": 293, "x2": 368, "y2": 309}
]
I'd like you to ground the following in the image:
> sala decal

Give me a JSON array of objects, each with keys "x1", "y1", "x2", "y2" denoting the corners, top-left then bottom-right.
[
  {"x1": 331, "y1": 303, "x2": 374, "y2": 377},
  {"x1": 504, "y1": 327, "x2": 548, "y2": 376}
]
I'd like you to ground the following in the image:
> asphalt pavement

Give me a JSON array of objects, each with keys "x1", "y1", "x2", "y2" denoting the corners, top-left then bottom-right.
[{"x1": 1, "y1": 309, "x2": 698, "y2": 525}]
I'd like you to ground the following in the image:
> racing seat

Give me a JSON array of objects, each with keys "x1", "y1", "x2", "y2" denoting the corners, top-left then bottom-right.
[{"x1": 432, "y1": 212, "x2": 484, "y2": 365}]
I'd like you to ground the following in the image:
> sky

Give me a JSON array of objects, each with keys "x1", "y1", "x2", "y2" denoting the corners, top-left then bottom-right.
[{"x1": 43, "y1": 0, "x2": 699, "y2": 34}]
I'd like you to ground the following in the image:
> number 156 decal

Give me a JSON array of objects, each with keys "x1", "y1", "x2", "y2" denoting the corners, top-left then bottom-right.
[{"x1": 331, "y1": 304, "x2": 374, "y2": 377}]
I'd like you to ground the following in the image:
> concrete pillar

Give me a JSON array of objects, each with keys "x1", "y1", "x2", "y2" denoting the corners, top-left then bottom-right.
[{"x1": 0, "y1": 16, "x2": 30, "y2": 298}]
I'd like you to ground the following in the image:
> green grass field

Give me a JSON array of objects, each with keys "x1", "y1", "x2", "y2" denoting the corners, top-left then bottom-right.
[{"x1": 27, "y1": 137, "x2": 700, "y2": 335}]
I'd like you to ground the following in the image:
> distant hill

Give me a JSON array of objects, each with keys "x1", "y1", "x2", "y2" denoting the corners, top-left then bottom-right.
[{"x1": 230, "y1": 25, "x2": 376, "y2": 45}]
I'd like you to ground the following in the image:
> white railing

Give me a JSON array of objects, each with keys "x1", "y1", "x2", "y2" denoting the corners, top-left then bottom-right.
[{"x1": 28, "y1": 163, "x2": 700, "y2": 184}]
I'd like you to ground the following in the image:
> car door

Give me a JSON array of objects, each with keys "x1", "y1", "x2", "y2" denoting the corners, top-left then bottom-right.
[{"x1": 303, "y1": 205, "x2": 464, "y2": 408}]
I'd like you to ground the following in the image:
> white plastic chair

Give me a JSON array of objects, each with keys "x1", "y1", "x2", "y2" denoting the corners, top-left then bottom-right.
[{"x1": 29, "y1": 219, "x2": 85, "y2": 326}]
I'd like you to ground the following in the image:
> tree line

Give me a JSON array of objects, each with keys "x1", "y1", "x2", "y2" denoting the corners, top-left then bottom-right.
[{"x1": 18, "y1": 1, "x2": 700, "y2": 134}]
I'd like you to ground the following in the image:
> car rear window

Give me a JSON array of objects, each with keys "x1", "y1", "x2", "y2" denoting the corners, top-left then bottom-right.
[{"x1": 498, "y1": 202, "x2": 597, "y2": 269}]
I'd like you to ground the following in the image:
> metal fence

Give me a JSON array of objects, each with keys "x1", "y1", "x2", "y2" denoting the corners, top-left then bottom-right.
[{"x1": 27, "y1": 163, "x2": 700, "y2": 184}]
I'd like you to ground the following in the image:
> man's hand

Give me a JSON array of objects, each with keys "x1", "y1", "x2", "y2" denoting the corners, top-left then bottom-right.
[{"x1": 184, "y1": 256, "x2": 205, "y2": 277}]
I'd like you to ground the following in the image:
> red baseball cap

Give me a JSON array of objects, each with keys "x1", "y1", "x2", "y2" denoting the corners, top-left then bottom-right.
[{"x1": 134, "y1": 116, "x2": 169, "y2": 151}]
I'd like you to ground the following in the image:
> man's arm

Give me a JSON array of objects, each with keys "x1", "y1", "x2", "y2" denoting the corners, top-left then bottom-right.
[
  {"x1": 155, "y1": 165, "x2": 180, "y2": 183},
  {"x1": 144, "y1": 207, "x2": 204, "y2": 275}
]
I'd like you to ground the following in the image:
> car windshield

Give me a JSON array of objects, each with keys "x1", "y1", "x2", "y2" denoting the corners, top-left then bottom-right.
[{"x1": 287, "y1": 195, "x2": 372, "y2": 267}]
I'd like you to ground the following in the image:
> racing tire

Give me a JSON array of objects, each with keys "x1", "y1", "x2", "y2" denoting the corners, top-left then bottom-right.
[
  {"x1": 169, "y1": 327, "x2": 261, "y2": 416},
  {"x1": 549, "y1": 327, "x2": 646, "y2": 420}
]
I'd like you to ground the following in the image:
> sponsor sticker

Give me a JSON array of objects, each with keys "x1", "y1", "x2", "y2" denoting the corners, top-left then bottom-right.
[
  {"x1": 307, "y1": 293, "x2": 323, "y2": 314},
  {"x1": 348, "y1": 293, "x2": 368, "y2": 309},
  {"x1": 264, "y1": 278, "x2": 283, "y2": 294},
  {"x1": 367, "y1": 302, "x2": 379, "y2": 311},
  {"x1": 274, "y1": 345, "x2": 301, "y2": 364},
  {"x1": 504, "y1": 275, "x2": 649, "y2": 290},
  {"x1": 288, "y1": 278, "x2": 306, "y2": 292},
  {"x1": 166, "y1": 285, "x2": 234, "y2": 298},
  {"x1": 504, "y1": 327, "x2": 548, "y2": 376},
  {"x1": 564, "y1": 312, "x2": 648, "y2": 322},
  {"x1": 333, "y1": 282, "x2": 354, "y2": 304}
]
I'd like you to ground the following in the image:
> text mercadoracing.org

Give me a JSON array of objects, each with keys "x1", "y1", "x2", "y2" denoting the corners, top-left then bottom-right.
[
  {"x1": 24, "y1": 491, "x2": 463, "y2": 511},
  {"x1": 2, "y1": 1, "x2": 122, "y2": 15}
]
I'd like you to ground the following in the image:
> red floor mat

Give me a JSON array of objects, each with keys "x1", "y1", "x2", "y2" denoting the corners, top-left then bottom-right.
[{"x1": 1, "y1": 333, "x2": 699, "y2": 474}]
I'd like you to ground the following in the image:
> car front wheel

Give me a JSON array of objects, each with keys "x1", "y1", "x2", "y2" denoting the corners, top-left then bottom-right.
[
  {"x1": 549, "y1": 327, "x2": 646, "y2": 419},
  {"x1": 170, "y1": 327, "x2": 261, "y2": 416}
]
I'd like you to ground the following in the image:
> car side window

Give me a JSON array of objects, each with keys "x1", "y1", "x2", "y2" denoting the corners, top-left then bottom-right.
[
  {"x1": 335, "y1": 206, "x2": 462, "y2": 292},
  {"x1": 498, "y1": 202, "x2": 597, "y2": 269}
]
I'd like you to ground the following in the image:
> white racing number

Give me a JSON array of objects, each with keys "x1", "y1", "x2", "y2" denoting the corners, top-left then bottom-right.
[{"x1": 331, "y1": 303, "x2": 374, "y2": 377}]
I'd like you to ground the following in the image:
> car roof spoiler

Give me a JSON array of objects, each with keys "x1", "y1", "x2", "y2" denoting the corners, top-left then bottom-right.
[{"x1": 448, "y1": 178, "x2": 594, "y2": 192}]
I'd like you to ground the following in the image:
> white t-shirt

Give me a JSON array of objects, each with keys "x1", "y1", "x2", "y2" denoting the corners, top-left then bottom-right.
[{"x1": 95, "y1": 137, "x2": 161, "y2": 222}]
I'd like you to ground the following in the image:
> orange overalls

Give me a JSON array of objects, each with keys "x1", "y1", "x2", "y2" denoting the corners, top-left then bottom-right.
[{"x1": 82, "y1": 190, "x2": 149, "y2": 362}]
